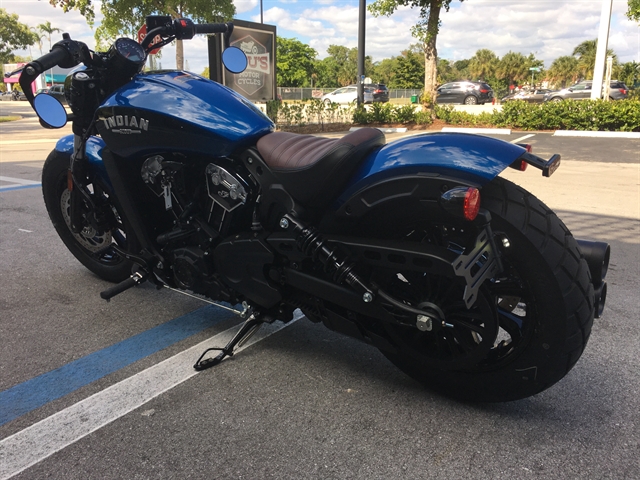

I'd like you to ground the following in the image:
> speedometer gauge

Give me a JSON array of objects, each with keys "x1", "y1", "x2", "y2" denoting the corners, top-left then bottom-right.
[
  {"x1": 106, "y1": 38, "x2": 146, "y2": 80},
  {"x1": 115, "y1": 38, "x2": 146, "y2": 63}
]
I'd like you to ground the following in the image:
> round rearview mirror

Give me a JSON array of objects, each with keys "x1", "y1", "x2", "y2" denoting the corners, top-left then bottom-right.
[
  {"x1": 222, "y1": 47, "x2": 248, "y2": 74},
  {"x1": 34, "y1": 94, "x2": 67, "y2": 129}
]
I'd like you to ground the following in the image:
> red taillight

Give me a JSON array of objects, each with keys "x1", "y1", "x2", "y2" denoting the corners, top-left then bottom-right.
[
  {"x1": 463, "y1": 188, "x2": 481, "y2": 221},
  {"x1": 480, "y1": 89, "x2": 489, "y2": 93},
  {"x1": 620, "y1": 89, "x2": 627, "y2": 95}
]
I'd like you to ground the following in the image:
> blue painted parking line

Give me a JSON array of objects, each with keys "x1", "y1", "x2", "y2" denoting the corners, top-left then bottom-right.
[
  {"x1": 0, "y1": 183, "x2": 41, "y2": 192},
  {"x1": 0, "y1": 304, "x2": 233, "y2": 426}
]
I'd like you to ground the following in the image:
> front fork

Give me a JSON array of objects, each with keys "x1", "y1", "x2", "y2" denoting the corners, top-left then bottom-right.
[{"x1": 68, "y1": 134, "x2": 90, "y2": 234}]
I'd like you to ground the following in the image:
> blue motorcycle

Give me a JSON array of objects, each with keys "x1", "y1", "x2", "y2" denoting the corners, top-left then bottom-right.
[{"x1": 18, "y1": 16, "x2": 609, "y2": 402}]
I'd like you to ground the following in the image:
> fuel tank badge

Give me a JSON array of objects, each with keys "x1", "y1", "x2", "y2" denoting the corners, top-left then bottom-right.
[{"x1": 102, "y1": 115, "x2": 149, "y2": 134}]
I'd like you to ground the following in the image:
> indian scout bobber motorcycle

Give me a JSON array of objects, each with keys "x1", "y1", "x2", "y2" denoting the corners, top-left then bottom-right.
[{"x1": 14, "y1": 16, "x2": 610, "y2": 402}]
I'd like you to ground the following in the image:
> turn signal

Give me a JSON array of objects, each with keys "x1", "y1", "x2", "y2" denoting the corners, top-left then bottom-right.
[{"x1": 440, "y1": 187, "x2": 481, "y2": 221}]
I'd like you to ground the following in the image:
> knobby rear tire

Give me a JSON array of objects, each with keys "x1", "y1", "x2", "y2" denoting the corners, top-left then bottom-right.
[{"x1": 381, "y1": 177, "x2": 594, "y2": 402}]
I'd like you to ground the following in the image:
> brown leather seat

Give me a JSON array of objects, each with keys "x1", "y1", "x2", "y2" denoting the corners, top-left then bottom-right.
[{"x1": 256, "y1": 128, "x2": 385, "y2": 208}]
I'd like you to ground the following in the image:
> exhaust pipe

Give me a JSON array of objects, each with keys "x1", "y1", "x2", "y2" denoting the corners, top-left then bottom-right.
[
  {"x1": 576, "y1": 239, "x2": 610, "y2": 285},
  {"x1": 576, "y1": 239, "x2": 611, "y2": 318},
  {"x1": 594, "y1": 282, "x2": 607, "y2": 319}
]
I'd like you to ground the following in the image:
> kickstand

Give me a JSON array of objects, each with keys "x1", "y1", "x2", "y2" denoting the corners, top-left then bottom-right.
[{"x1": 193, "y1": 313, "x2": 264, "y2": 371}]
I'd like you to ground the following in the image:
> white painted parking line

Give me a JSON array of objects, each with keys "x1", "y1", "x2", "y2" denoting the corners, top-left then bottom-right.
[
  {"x1": 0, "y1": 314, "x2": 301, "y2": 480},
  {"x1": 511, "y1": 134, "x2": 536, "y2": 144}
]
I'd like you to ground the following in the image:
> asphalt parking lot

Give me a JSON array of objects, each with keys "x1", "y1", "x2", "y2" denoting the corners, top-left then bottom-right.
[{"x1": 1, "y1": 104, "x2": 639, "y2": 479}]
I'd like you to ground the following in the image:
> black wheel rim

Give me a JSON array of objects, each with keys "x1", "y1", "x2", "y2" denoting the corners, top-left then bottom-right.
[
  {"x1": 375, "y1": 226, "x2": 535, "y2": 372},
  {"x1": 59, "y1": 183, "x2": 129, "y2": 267}
]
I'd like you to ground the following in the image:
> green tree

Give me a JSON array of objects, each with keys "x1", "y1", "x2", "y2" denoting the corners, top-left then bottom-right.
[
  {"x1": 0, "y1": 9, "x2": 38, "y2": 64},
  {"x1": 496, "y1": 51, "x2": 531, "y2": 86},
  {"x1": 38, "y1": 21, "x2": 61, "y2": 52},
  {"x1": 573, "y1": 39, "x2": 617, "y2": 80},
  {"x1": 372, "y1": 57, "x2": 399, "y2": 86},
  {"x1": 50, "y1": 0, "x2": 235, "y2": 69},
  {"x1": 468, "y1": 49, "x2": 498, "y2": 81},
  {"x1": 369, "y1": 0, "x2": 465, "y2": 99},
  {"x1": 546, "y1": 55, "x2": 579, "y2": 88},
  {"x1": 619, "y1": 61, "x2": 639, "y2": 87},
  {"x1": 394, "y1": 46, "x2": 425, "y2": 88},
  {"x1": 276, "y1": 37, "x2": 317, "y2": 87},
  {"x1": 628, "y1": 0, "x2": 640, "y2": 22},
  {"x1": 316, "y1": 45, "x2": 373, "y2": 87}
]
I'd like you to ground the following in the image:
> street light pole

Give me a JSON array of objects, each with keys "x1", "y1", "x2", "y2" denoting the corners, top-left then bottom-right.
[
  {"x1": 357, "y1": 0, "x2": 365, "y2": 106},
  {"x1": 591, "y1": 0, "x2": 613, "y2": 100}
]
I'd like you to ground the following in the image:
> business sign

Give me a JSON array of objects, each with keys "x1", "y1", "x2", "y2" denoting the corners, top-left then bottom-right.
[{"x1": 222, "y1": 20, "x2": 276, "y2": 102}]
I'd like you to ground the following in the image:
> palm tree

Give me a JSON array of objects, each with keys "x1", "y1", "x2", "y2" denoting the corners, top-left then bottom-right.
[
  {"x1": 38, "y1": 21, "x2": 61, "y2": 86},
  {"x1": 547, "y1": 56, "x2": 580, "y2": 88},
  {"x1": 468, "y1": 49, "x2": 498, "y2": 81},
  {"x1": 496, "y1": 51, "x2": 529, "y2": 86},
  {"x1": 573, "y1": 39, "x2": 617, "y2": 80}
]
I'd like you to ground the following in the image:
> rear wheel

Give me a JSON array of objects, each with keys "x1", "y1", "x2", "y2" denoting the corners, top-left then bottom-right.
[
  {"x1": 463, "y1": 95, "x2": 478, "y2": 105},
  {"x1": 42, "y1": 149, "x2": 136, "y2": 282},
  {"x1": 370, "y1": 177, "x2": 594, "y2": 402}
]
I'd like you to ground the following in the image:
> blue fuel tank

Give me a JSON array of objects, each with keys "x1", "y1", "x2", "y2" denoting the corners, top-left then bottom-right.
[{"x1": 95, "y1": 71, "x2": 274, "y2": 158}]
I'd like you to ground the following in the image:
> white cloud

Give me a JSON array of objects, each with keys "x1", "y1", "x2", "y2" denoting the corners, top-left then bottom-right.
[{"x1": 4, "y1": 0, "x2": 639, "y2": 78}]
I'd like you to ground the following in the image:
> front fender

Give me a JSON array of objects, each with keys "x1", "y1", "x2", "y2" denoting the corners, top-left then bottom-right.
[
  {"x1": 337, "y1": 132, "x2": 525, "y2": 205},
  {"x1": 55, "y1": 135, "x2": 111, "y2": 187}
]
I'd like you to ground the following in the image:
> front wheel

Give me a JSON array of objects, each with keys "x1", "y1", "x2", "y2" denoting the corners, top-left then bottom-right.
[
  {"x1": 374, "y1": 177, "x2": 594, "y2": 402},
  {"x1": 42, "y1": 149, "x2": 136, "y2": 282},
  {"x1": 463, "y1": 95, "x2": 478, "y2": 105}
]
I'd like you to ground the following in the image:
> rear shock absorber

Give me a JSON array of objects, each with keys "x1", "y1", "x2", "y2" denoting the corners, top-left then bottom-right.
[{"x1": 280, "y1": 214, "x2": 374, "y2": 302}]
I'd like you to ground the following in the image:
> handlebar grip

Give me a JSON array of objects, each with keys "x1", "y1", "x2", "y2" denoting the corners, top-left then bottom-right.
[
  {"x1": 194, "y1": 23, "x2": 231, "y2": 35},
  {"x1": 31, "y1": 46, "x2": 72, "y2": 75}
]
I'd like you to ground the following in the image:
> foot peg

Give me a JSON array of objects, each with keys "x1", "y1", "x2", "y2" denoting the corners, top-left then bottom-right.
[
  {"x1": 194, "y1": 313, "x2": 265, "y2": 371},
  {"x1": 100, "y1": 271, "x2": 147, "y2": 301}
]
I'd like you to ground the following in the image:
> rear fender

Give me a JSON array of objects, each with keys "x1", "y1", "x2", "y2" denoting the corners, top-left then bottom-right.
[
  {"x1": 330, "y1": 132, "x2": 525, "y2": 221},
  {"x1": 55, "y1": 135, "x2": 111, "y2": 188},
  {"x1": 338, "y1": 132, "x2": 525, "y2": 201}
]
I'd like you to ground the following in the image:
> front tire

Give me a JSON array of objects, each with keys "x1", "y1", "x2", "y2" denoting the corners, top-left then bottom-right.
[
  {"x1": 375, "y1": 177, "x2": 594, "y2": 402},
  {"x1": 42, "y1": 149, "x2": 136, "y2": 282}
]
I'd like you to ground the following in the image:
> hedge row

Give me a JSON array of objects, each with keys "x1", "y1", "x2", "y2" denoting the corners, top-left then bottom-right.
[{"x1": 434, "y1": 100, "x2": 640, "y2": 132}]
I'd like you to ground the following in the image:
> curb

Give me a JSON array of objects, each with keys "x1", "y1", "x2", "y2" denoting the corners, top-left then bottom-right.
[
  {"x1": 350, "y1": 127, "x2": 408, "y2": 133},
  {"x1": 441, "y1": 127, "x2": 511, "y2": 135},
  {"x1": 553, "y1": 130, "x2": 640, "y2": 139}
]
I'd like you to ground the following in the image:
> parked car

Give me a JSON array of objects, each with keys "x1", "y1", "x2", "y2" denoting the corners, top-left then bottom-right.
[
  {"x1": 368, "y1": 83, "x2": 389, "y2": 102},
  {"x1": 46, "y1": 84, "x2": 67, "y2": 105},
  {"x1": 502, "y1": 89, "x2": 552, "y2": 103},
  {"x1": 321, "y1": 85, "x2": 373, "y2": 104},
  {"x1": 436, "y1": 81, "x2": 494, "y2": 105},
  {"x1": 1, "y1": 90, "x2": 26, "y2": 101},
  {"x1": 544, "y1": 81, "x2": 628, "y2": 102}
]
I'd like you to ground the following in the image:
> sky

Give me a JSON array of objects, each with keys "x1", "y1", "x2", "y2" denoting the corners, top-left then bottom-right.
[{"x1": 4, "y1": 0, "x2": 639, "y2": 76}]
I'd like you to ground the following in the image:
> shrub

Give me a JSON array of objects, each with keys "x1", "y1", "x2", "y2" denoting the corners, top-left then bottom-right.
[
  {"x1": 393, "y1": 104, "x2": 418, "y2": 124},
  {"x1": 415, "y1": 110, "x2": 433, "y2": 125}
]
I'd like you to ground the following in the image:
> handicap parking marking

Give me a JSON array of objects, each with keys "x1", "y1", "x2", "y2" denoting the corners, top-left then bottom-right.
[
  {"x1": 0, "y1": 313, "x2": 301, "y2": 480},
  {"x1": 0, "y1": 176, "x2": 41, "y2": 192}
]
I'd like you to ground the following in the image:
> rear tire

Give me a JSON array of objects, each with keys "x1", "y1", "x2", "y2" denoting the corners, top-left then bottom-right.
[
  {"x1": 42, "y1": 149, "x2": 136, "y2": 282},
  {"x1": 374, "y1": 177, "x2": 594, "y2": 402},
  {"x1": 463, "y1": 96, "x2": 478, "y2": 105}
]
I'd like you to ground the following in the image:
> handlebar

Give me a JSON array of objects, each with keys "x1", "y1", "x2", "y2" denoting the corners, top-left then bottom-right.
[{"x1": 194, "y1": 23, "x2": 233, "y2": 35}]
